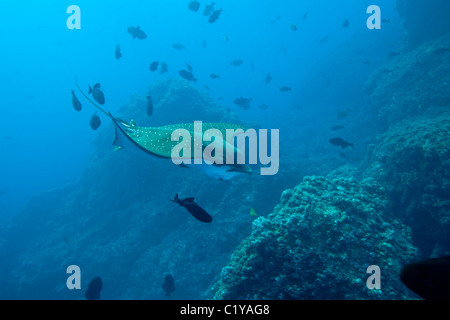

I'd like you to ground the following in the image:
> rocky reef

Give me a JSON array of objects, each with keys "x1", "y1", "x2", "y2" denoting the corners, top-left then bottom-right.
[
  {"x1": 366, "y1": 33, "x2": 450, "y2": 129},
  {"x1": 210, "y1": 12, "x2": 450, "y2": 300},
  {"x1": 362, "y1": 113, "x2": 450, "y2": 257},
  {"x1": 211, "y1": 171, "x2": 419, "y2": 299},
  {"x1": 362, "y1": 24, "x2": 450, "y2": 257},
  {"x1": 396, "y1": 0, "x2": 450, "y2": 50}
]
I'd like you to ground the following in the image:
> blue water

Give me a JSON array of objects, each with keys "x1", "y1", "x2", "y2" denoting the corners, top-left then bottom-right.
[{"x1": 2, "y1": 0, "x2": 444, "y2": 300}]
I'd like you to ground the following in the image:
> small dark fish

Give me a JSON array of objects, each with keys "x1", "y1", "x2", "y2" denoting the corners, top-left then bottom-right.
[
  {"x1": 203, "y1": 2, "x2": 215, "y2": 16},
  {"x1": 188, "y1": 0, "x2": 200, "y2": 12},
  {"x1": 204, "y1": 85, "x2": 210, "y2": 90},
  {"x1": 88, "y1": 83, "x2": 105, "y2": 105},
  {"x1": 162, "y1": 274, "x2": 175, "y2": 296},
  {"x1": 259, "y1": 103, "x2": 268, "y2": 110},
  {"x1": 290, "y1": 23, "x2": 297, "y2": 31},
  {"x1": 146, "y1": 95, "x2": 153, "y2": 117},
  {"x1": 319, "y1": 35, "x2": 329, "y2": 44},
  {"x1": 202, "y1": 40, "x2": 207, "y2": 48},
  {"x1": 230, "y1": 59, "x2": 243, "y2": 66},
  {"x1": 90, "y1": 112, "x2": 101, "y2": 131},
  {"x1": 281, "y1": 46, "x2": 288, "y2": 55},
  {"x1": 178, "y1": 70, "x2": 197, "y2": 82},
  {"x1": 342, "y1": 19, "x2": 349, "y2": 28},
  {"x1": 280, "y1": 86, "x2": 291, "y2": 92},
  {"x1": 208, "y1": 8, "x2": 222, "y2": 24},
  {"x1": 115, "y1": 45, "x2": 122, "y2": 60},
  {"x1": 329, "y1": 137, "x2": 353, "y2": 149},
  {"x1": 331, "y1": 125, "x2": 345, "y2": 131},
  {"x1": 160, "y1": 62, "x2": 168, "y2": 74},
  {"x1": 171, "y1": 194, "x2": 212, "y2": 223},
  {"x1": 85, "y1": 277, "x2": 102, "y2": 300},
  {"x1": 302, "y1": 12, "x2": 308, "y2": 21},
  {"x1": 265, "y1": 73, "x2": 272, "y2": 84},
  {"x1": 233, "y1": 96, "x2": 252, "y2": 110},
  {"x1": 400, "y1": 256, "x2": 450, "y2": 300},
  {"x1": 172, "y1": 42, "x2": 185, "y2": 50},
  {"x1": 149, "y1": 61, "x2": 159, "y2": 72},
  {"x1": 127, "y1": 26, "x2": 147, "y2": 40},
  {"x1": 210, "y1": 73, "x2": 220, "y2": 79},
  {"x1": 381, "y1": 18, "x2": 390, "y2": 23},
  {"x1": 185, "y1": 62, "x2": 193, "y2": 72},
  {"x1": 71, "y1": 90, "x2": 82, "y2": 112}
]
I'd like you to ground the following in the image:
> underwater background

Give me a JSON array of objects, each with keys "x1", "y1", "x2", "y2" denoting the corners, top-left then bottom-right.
[{"x1": 0, "y1": 0, "x2": 449, "y2": 300}]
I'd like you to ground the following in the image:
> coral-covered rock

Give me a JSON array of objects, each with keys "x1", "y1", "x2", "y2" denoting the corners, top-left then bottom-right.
[
  {"x1": 362, "y1": 113, "x2": 450, "y2": 256},
  {"x1": 211, "y1": 174, "x2": 419, "y2": 299},
  {"x1": 366, "y1": 33, "x2": 450, "y2": 128}
]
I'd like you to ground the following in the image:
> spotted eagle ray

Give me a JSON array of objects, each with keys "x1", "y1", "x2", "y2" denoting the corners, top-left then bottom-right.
[{"x1": 75, "y1": 78, "x2": 252, "y2": 180}]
